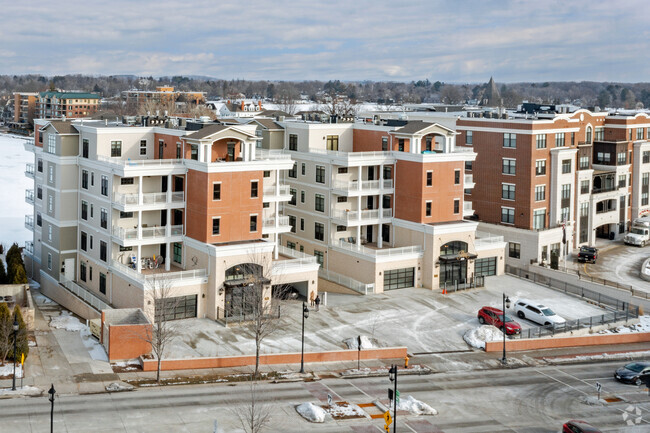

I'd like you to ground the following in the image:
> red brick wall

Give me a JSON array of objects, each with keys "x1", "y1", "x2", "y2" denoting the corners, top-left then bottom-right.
[
  {"x1": 485, "y1": 332, "x2": 650, "y2": 352},
  {"x1": 108, "y1": 324, "x2": 152, "y2": 361},
  {"x1": 352, "y1": 128, "x2": 390, "y2": 152}
]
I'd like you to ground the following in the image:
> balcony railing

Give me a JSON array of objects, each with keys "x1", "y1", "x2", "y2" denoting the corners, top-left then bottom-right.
[
  {"x1": 25, "y1": 189, "x2": 34, "y2": 204},
  {"x1": 59, "y1": 276, "x2": 112, "y2": 311},
  {"x1": 113, "y1": 191, "x2": 185, "y2": 206},
  {"x1": 336, "y1": 240, "x2": 422, "y2": 258},
  {"x1": 25, "y1": 215, "x2": 34, "y2": 231},
  {"x1": 464, "y1": 173, "x2": 474, "y2": 186},
  {"x1": 25, "y1": 163, "x2": 34, "y2": 178},
  {"x1": 332, "y1": 179, "x2": 394, "y2": 191},
  {"x1": 475, "y1": 233, "x2": 505, "y2": 249},
  {"x1": 319, "y1": 268, "x2": 374, "y2": 295},
  {"x1": 263, "y1": 216, "x2": 290, "y2": 228},
  {"x1": 332, "y1": 208, "x2": 393, "y2": 223},
  {"x1": 97, "y1": 155, "x2": 184, "y2": 167},
  {"x1": 24, "y1": 241, "x2": 34, "y2": 255},
  {"x1": 112, "y1": 224, "x2": 183, "y2": 240},
  {"x1": 263, "y1": 185, "x2": 290, "y2": 196},
  {"x1": 110, "y1": 260, "x2": 207, "y2": 285},
  {"x1": 256, "y1": 149, "x2": 293, "y2": 161}
]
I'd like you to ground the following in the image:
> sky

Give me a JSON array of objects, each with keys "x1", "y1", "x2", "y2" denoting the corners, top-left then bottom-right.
[{"x1": 1, "y1": 0, "x2": 649, "y2": 83}]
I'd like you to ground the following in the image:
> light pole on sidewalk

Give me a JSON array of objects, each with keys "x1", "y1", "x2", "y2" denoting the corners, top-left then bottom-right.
[
  {"x1": 389, "y1": 364, "x2": 398, "y2": 432},
  {"x1": 501, "y1": 293, "x2": 511, "y2": 365},
  {"x1": 48, "y1": 384, "x2": 56, "y2": 433},
  {"x1": 300, "y1": 301, "x2": 309, "y2": 373},
  {"x1": 12, "y1": 314, "x2": 18, "y2": 391}
]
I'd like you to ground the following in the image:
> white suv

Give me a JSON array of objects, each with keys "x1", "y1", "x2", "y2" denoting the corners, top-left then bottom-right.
[{"x1": 514, "y1": 299, "x2": 566, "y2": 327}]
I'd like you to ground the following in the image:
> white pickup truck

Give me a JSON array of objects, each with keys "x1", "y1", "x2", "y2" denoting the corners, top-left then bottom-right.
[{"x1": 624, "y1": 216, "x2": 650, "y2": 247}]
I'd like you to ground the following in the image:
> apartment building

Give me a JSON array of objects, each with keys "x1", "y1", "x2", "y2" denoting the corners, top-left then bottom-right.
[
  {"x1": 273, "y1": 120, "x2": 506, "y2": 293},
  {"x1": 12, "y1": 92, "x2": 39, "y2": 126},
  {"x1": 24, "y1": 119, "x2": 319, "y2": 321},
  {"x1": 37, "y1": 91, "x2": 100, "y2": 119},
  {"x1": 456, "y1": 109, "x2": 650, "y2": 266},
  {"x1": 122, "y1": 86, "x2": 206, "y2": 108}
]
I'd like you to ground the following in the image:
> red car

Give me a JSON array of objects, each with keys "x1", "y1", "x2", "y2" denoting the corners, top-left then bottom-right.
[
  {"x1": 562, "y1": 420, "x2": 601, "y2": 433},
  {"x1": 477, "y1": 306, "x2": 521, "y2": 335}
]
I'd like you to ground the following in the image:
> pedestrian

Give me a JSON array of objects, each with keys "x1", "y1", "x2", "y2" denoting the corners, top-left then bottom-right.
[
  {"x1": 309, "y1": 290, "x2": 315, "y2": 307},
  {"x1": 315, "y1": 294, "x2": 321, "y2": 311}
]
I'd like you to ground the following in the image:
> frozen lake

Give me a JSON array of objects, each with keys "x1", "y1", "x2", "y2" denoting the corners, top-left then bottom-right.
[{"x1": 0, "y1": 133, "x2": 33, "y2": 246}]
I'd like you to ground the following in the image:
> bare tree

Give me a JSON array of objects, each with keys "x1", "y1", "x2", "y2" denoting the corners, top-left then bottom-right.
[
  {"x1": 275, "y1": 82, "x2": 299, "y2": 115},
  {"x1": 229, "y1": 378, "x2": 273, "y2": 433},
  {"x1": 142, "y1": 276, "x2": 179, "y2": 383},
  {"x1": 321, "y1": 96, "x2": 358, "y2": 119}
]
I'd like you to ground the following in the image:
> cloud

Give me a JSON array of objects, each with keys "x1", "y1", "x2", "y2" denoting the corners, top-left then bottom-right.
[{"x1": 1, "y1": 0, "x2": 649, "y2": 82}]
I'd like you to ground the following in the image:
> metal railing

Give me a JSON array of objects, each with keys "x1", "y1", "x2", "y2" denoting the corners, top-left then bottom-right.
[
  {"x1": 110, "y1": 260, "x2": 207, "y2": 284},
  {"x1": 25, "y1": 163, "x2": 34, "y2": 178},
  {"x1": 263, "y1": 185, "x2": 291, "y2": 196},
  {"x1": 319, "y1": 268, "x2": 374, "y2": 295},
  {"x1": 112, "y1": 224, "x2": 183, "y2": 240},
  {"x1": 511, "y1": 310, "x2": 640, "y2": 339},
  {"x1": 277, "y1": 245, "x2": 317, "y2": 261},
  {"x1": 113, "y1": 191, "x2": 185, "y2": 206},
  {"x1": 308, "y1": 149, "x2": 393, "y2": 159},
  {"x1": 216, "y1": 305, "x2": 281, "y2": 326},
  {"x1": 59, "y1": 276, "x2": 112, "y2": 312},
  {"x1": 332, "y1": 208, "x2": 393, "y2": 223},
  {"x1": 464, "y1": 173, "x2": 474, "y2": 185},
  {"x1": 335, "y1": 240, "x2": 423, "y2": 258},
  {"x1": 474, "y1": 233, "x2": 505, "y2": 249},
  {"x1": 24, "y1": 241, "x2": 34, "y2": 255},
  {"x1": 25, "y1": 215, "x2": 34, "y2": 231},
  {"x1": 97, "y1": 155, "x2": 184, "y2": 167},
  {"x1": 442, "y1": 276, "x2": 485, "y2": 293},
  {"x1": 263, "y1": 216, "x2": 290, "y2": 227},
  {"x1": 25, "y1": 189, "x2": 34, "y2": 204},
  {"x1": 332, "y1": 179, "x2": 394, "y2": 191},
  {"x1": 256, "y1": 149, "x2": 293, "y2": 161}
]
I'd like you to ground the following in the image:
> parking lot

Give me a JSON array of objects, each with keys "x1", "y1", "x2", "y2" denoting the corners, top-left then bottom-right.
[{"x1": 164, "y1": 274, "x2": 612, "y2": 359}]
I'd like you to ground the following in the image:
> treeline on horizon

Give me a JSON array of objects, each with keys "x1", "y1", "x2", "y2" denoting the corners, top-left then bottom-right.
[{"x1": 1, "y1": 74, "x2": 650, "y2": 109}]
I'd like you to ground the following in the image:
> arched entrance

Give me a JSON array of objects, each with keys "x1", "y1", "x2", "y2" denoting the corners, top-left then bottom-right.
[
  {"x1": 223, "y1": 263, "x2": 269, "y2": 317},
  {"x1": 439, "y1": 241, "x2": 476, "y2": 287}
]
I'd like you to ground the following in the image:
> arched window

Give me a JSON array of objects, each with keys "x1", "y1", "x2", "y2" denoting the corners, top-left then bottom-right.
[
  {"x1": 225, "y1": 263, "x2": 263, "y2": 281},
  {"x1": 440, "y1": 241, "x2": 468, "y2": 256},
  {"x1": 586, "y1": 126, "x2": 592, "y2": 144}
]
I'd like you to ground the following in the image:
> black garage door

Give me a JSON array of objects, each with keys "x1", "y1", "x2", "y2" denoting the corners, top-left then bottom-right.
[
  {"x1": 384, "y1": 267, "x2": 414, "y2": 290},
  {"x1": 155, "y1": 294, "x2": 197, "y2": 320},
  {"x1": 474, "y1": 257, "x2": 497, "y2": 277}
]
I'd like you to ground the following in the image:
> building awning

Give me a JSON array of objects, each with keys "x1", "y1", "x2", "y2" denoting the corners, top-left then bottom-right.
[
  {"x1": 224, "y1": 277, "x2": 271, "y2": 288},
  {"x1": 438, "y1": 253, "x2": 478, "y2": 263}
]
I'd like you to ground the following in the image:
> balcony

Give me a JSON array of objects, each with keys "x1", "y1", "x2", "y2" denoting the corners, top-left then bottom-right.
[
  {"x1": 262, "y1": 184, "x2": 291, "y2": 202},
  {"x1": 25, "y1": 163, "x2": 34, "y2": 178},
  {"x1": 332, "y1": 179, "x2": 394, "y2": 196},
  {"x1": 332, "y1": 208, "x2": 393, "y2": 226},
  {"x1": 112, "y1": 224, "x2": 183, "y2": 243},
  {"x1": 25, "y1": 215, "x2": 34, "y2": 231},
  {"x1": 110, "y1": 260, "x2": 208, "y2": 287},
  {"x1": 25, "y1": 189, "x2": 34, "y2": 205},
  {"x1": 24, "y1": 241, "x2": 34, "y2": 256},
  {"x1": 334, "y1": 240, "x2": 423, "y2": 262},
  {"x1": 463, "y1": 202, "x2": 474, "y2": 218},
  {"x1": 464, "y1": 173, "x2": 475, "y2": 188},
  {"x1": 474, "y1": 233, "x2": 505, "y2": 250},
  {"x1": 113, "y1": 191, "x2": 184, "y2": 210},
  {"x1": 262, "y1": 215, "x2": 291, "y2": 234}
]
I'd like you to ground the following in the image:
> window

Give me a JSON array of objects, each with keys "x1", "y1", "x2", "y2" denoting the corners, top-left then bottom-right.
[
  {"x1": 100, "y1": 175, "x2": 108, "y2": 196},
  {"x1": 80, "y1": 262, "x2": 87, "y2": 282},
  {"x1": 48, "y1": 166, "x2": 54, "y2": 184},
  {"x1": 617, "y1": 152, "x2": 627, "y2": 165},
  {"x1": 426, "y1": 171, "x2": 433, "y2": 186},
  {"x1": 173, "y1": 242, "x2": 182, "y2": 263},
  {"x1": 47, "y1": 253, "x2": 52, "y2": 271},
  {"x1": 595, "y1": 127, "x2": 604, "y2": 141},
  {"x1": 140, "y1": 139, "x2": 147, "y2": 155},
  {"x1": 535, "y1": 160, "x2": 546, "y2": 176},
  {"x1": 288, "y1": 163, "x2": 297, "y2": 178},
  {"x1": 336, "y1": 225, "x2": 346, "y2": 232},
  {"x1": 466, "y1": 130, "x2": 473, "y2": 145},
  {"x1": 99, "y1": 273, "x2": 106, "y2": 294},
  {"x1": 533, "y1": 209, "x2": 546, "y2": 230},
  {"x1": 535, "y1": 185, "x2": 545, "y2": 201},
  {"x1": 502, "y1": 158, "x2": 516, "y2": 175},
  {"x1": 454, "y1": 170, "x2": 460, "y2": 184},
  {"x1": 48, "y1": 225, "x2": 52, "y2": 241},
  {"x1": 337, "y1": 167, "x2": 348, "y2": 174},
  {"x1": 314, "y1": 250, "x2": 324, "y2": 265},
  {"x1": 382, "y1": 137, "x2": 388, "y2": 151},
  {"x1": 289, "y1": 134, "x2": 298, "y2": 151},
  {"x1": 289, "y1": 215, "x2": 296, "y2": 233},
  {"x1": 190, "y1": 145, "x2": 198, "y2": 160},
  {"x1": 301, "y1": 191, "x2": 305, "y2": 203},
  {"x1": 289, "y1": 188, "x2": 296, "y2": 205},
  {"x1": 580, "y1": 180, "x2": 590, "y2": 194},
  {"x1": 586, "y1": 126, "x2": 592, "y2": 144},
  {"x1": 536, "y1": 134, "x2": 546, "y2": 149},
  {"x1": 453, "y1": 199, "x2": 460, "y2": 214},
  {"x1": 250, "y1": 181, "x2": 258, "y2": 198},
  {"x1": 555, "y1": 133, "x2": 565, "y2": 147},
  {"x1": 100, "y1": 208, "x2": 108, "y2": 229},
  {"x1": 502, "y1": 183, "x2": 515, "y2": 200},
  {"x1": 81, "y1": 200, "x2": 88, "y2": 220},
  {"x1": 618, "y1": 175, "x2": 626, "y2": 188},
  {"x1": 176, "y1": 143, "x2": 181, "y2": 159},
  {"x1": 596, "y1": 152, "x2": 611, "y2": 163},
  {"x1": 249, "y1": 215, "x2": 257, "y2": 232},
  {"x1": 562, "y1": 159, "x2": 571, "y2": 174},
  {"x1": 121, "y1": 177, "x2": 134, "y2": 185},
  {"x1": 315, "y1": 166, "x2": 325, "y2": 183},
  {"x1": 90, "y1": 204, "x2": 94, "y2": 218},
  {"x1": 326, "y1": 135, "x2": 339, "y2": 151},
  {"x1": 501, "y1": 207, "x2": 515, "y2": 224},
  {"x1": 110, "y1": 140, "x2": 122, "y2": 157},
  {"x1": 314, "y1": 222, "x2": 324, "y2": 241},
  {"x1": 644, "y1": 151, "x2": 650, "y2": 164},
  {"x1": 300, "y1": 218, "x2": 305, "y2": 231},
  {"x1": 81, "y1": 170, "x2": 88, "y2": 189},
  {"x1": 643, "y1": 192, "x2": 649, "y2": 206},
  {"x1": 212, "y1": 218, "x2": 220, "y2": 235},
  {"x1": 503, "y1": 133, "x2": 516, "y2": 148},
  {"x1": 508, "y1": 242, "x2": 521, "y2": 259},
  {"x1": 90, "y1": 235, "x2": 93, "y2": 250},
  {"x1": 37, "y1": 186, "x2": 42, "y2": 200},
  {"x1": 560, "y1": 206, "x2": 570, "y2": 223},
  {"x1": 465, "y1": 161, "x2": 473, "y2": 171},
  {"x1": 286, "y1": 241, "x2": 296, "y2": 250},
  {"x1": 579, "y1": 156, "x2": 589, "y2": 170},
  {"x1": 213, "y1": 183, "x2": 221, "y2": 200},
  {"x1": 81, "y1": 231, "x2": 87, "y2": 251},
  {"x1": 561, "y1": 184, "x2": 571, "y2": 200},
  {"x1": 36, "y1": 212, "x2": 42, "y2": 227},
  {"x1": 100, "y1": 241, "x2": 107, "y2": 262},
  {"x1": 47, "y1": 135, "x2": 56, "y2": 153},
  {"x1": 637, "y1": 128, "x2": 644, "y2": 140},
  {"x1": 315, "y1": 194, "x2": 325, "y2": 212},
  {"x1": 425, "y1": 201, "x2": 432, "y2": 216},
  {"x1": 37, "y1": 159, "x2": 43, "y2": 172},
  {"x1": 82, "y1": 139, "x2": 89, "y2": 158},
  {"x1": 262, "y1": 170, "x2": 271, "y2": 178},
  {"x1": 301, "y1": 163, "x2": 306, "y2": 175},
  {"x1": 398, "y1": 139, "x2": 405, "y2": 152},
  {"x1": 580, "y1": 202, "x2": 589, "y2": 217},
  {"x1": 644, "y1": 173, "x2": 650, "y2": 186}
]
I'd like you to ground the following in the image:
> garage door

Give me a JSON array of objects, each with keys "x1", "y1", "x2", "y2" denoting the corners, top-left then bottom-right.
[
  {"x1": 474, "y1": 257, "x2": 496, "y2": 277},
  {"x1": 384, "y1": 267, "x2": 414, "y2": 290},
  {"x1": 155, "y1": 294, "x2": 197, "y2": 320}
]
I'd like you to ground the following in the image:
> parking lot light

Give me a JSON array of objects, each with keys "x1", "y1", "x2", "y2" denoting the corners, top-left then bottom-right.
[
  {"x1": 502, "y1": 294, "x2": 511, "y2": 365},
  {"x1": 300, "y1": 301, "x2": 309, "y2": 373}
]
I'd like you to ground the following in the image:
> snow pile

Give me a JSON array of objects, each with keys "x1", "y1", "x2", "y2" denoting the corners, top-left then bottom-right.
[
  {"x1": 325, "y1": 402, "x2": 368, "y2": 419},
  {"x1": 32, "y1": 292, "x2": 53, "y2": 304},
  {"x1": 463, "y1": 325, "x2": 503, "y2": 349},
  {"x1": 598, "y1": 315, "x2": 650, "y2": 334},
  {"x1": 106, "y1": 382, "x2": 134, "y2": 392},
  {"x1": 0, "y1": 386, "x2": 42, "y2": 396},
  {"x1": 397, "y1": 395, "x2": 438, "y2": 415},
  {"x1": 0, "y1": 364, "x2": 22, "y2": 378},
  {"x1": 49, "y1": 311, "x2": 86, "y2": 331},
  {"x1": 547, "y1": 350, "x2": 650, "y2": 364},
  {"x1": 81, "y1": 327, "x2": 108, "y2": 361},
  {"x1": 296, "y1": 402, "x2": 329, "y2": 423},
  {"x1": 343, "y1": 335, "x2": 376, "y2": 350}
]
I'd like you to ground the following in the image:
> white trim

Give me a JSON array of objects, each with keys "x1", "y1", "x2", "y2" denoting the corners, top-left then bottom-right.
[{"x1": 456, "y1": 125, "x2": 581, "y2": 135}]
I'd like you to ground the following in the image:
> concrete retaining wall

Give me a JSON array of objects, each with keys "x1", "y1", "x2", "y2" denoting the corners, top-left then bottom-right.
[
  {"x1": 485, "y1": 332, "x2": 650, "y2": 352},
  {"x1": 39, "y1": 273, "x2": 100, "y2": 320},
  {"x1": 141, "y1": 346, "x2": 407, "y2": 372}
]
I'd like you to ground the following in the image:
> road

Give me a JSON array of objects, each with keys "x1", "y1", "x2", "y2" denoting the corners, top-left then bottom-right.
[
  {"x1": 585, "y1": 242, "x2": 650, "y2": 293},
  {"x1": 2, "y1": 360, "x2": 649, "y2": 432}
]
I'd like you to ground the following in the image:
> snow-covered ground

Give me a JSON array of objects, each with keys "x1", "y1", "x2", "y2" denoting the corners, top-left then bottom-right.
[
  {"x1": 463, "y1": 325, "x2": 503, "y2": 349},
  {"x1": 598, "y1": 315, "x2": 650, "y2": 334},
  {"x1": 0, "y1": 134, "x2": 33, "y2": 246},
  {"x1": 0, "y1": 385, "x2": 42, "y2": 396},
  {"x1": 0, "y1": 363, "x2": 23, "y2": 378},
  {"x1": 48, "y1": 311, "x2": 108, "y2": 361},
  {"x1": 397, "y1": 395, "x2": 438, "y2": 416}
]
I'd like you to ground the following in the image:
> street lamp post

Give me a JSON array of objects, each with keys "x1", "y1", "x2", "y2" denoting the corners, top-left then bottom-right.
[
  {"x1": 12, "y1": 315, "x2": 18, "y2": 391},
  {"x1": 300, "y1": 301, "x2": 309, "y2": 373},
  {"x1": 501, "y1": 294, "x2": 511, "y2": 365},
  {"x1": 389, "y1": 364, "x2": 398, "y2": 432},
  {"x1": 48, "y1": 384, "x2": 56, "y2": 433}
]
